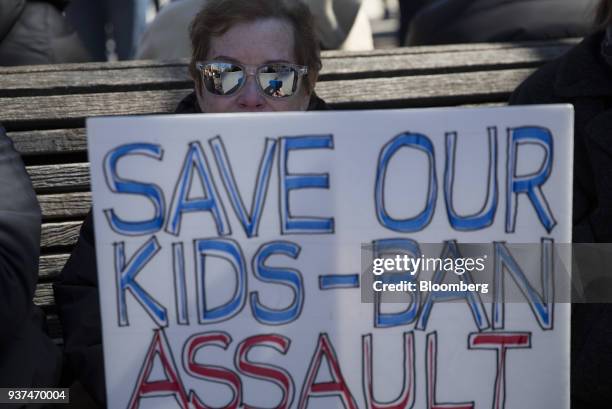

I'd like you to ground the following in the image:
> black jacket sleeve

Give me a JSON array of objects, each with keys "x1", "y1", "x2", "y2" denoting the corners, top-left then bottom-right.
[
  {"x1": 0, "y1": 125, "x2": 41, "y2": 343},
  {"x1": 54, "y1": 211, "x2": 106, "y2": 406},
  {"x1": 0, "y1": 125, "x2": 61, "y2": 387},
  {"x1": 0, "y1": 0, "x2": 24, "y2": 40}
]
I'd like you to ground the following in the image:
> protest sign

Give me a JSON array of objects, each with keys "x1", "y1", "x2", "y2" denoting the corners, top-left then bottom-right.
[{"x1": 88, "y1": 106, "x2": 573, "y2": 409}]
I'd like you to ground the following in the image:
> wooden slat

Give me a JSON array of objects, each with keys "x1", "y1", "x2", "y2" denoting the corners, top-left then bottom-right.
[
  {"x1": 41, "y1": 221, "x2": 82, "y2": 249},
  {"x1": 8, "y1": 128, "x2": 87, "y2": 155},
  {"x1": 1, "y1": 68, "x2": 534, "y2": 127},
  {"x1": 0, "y1": 66, "x2": 191, "y2": 97},
  {"x1": 0, "y1": 89, "x2": 191, "y2": 127},
  {"x1": 39, "y1": 254, "x2": 70, "y2": 280},
  {"x1": 34, "y1": 282, "x2": 54, "y2": 307},
  {"x1": 316, "y1": 68, "x2": 534, "y2": 107},
  {"x1": 39, "y1": 192, "x2": 91, "y2": 220},
  {"x1": 322, "y1": 38, "x2": 579, "y2": 58},
  {"x1": 0, "y1": 59, "x2": 187, "y2": 74},
  {"x1": 27, "y1": 163, "x2": 90, "y2": 192},
  {"x1": 0, "y1": 45, "x2": 570, "y2": 98},
  {"x1": 320, "y1": 45, "x2": 567, "y2": 79}
]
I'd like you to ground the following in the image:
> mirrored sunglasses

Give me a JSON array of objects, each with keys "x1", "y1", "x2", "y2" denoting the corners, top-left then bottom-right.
[{"x1": 196, "y1": 61, "x2": 308, "y2": 98}]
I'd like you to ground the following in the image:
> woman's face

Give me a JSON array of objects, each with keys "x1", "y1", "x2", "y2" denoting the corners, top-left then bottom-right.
[{"x1": 196, "y1": 18, "x2": 312, "y2": 113}]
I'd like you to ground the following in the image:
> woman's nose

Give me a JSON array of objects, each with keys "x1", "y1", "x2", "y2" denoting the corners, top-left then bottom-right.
[{"x1": 237, "y1": 75, "x2": 265, "y2": 110}]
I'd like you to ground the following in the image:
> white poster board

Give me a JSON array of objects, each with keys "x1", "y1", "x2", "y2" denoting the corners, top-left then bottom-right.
[{"x1": 88, "y1": 106, "x2": 573, "y2": 409}]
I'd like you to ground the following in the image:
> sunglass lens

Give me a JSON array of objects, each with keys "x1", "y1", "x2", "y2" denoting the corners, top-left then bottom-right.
[
  {"x1": 258, "y1": 65, "x2": 298, "y2": 98},
  {"x1": 202, "y1": 63, "x2": 244, "y2": 95}
]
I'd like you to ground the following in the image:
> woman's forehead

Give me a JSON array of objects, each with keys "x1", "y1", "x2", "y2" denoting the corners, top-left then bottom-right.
[{"x1": 207, "y1": 18, "x2": 296, "y2": 64}]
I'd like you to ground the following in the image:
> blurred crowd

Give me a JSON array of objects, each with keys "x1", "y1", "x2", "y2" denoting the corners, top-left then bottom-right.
[{"x1": 0, "y1": 0, "x2": 600, "y2": 66}]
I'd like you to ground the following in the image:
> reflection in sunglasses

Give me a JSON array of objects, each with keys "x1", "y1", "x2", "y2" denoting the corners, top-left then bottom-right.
[
  {"x1": 220, "y1": 71, "x2": 244, "y2": 94},
  {"x1": 198, "y1": 61, "x2": 307, "y2": 98}
]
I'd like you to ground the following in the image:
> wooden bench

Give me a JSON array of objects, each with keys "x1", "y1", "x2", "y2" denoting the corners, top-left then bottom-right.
[{"x1": 0, "y1": 39, "x2": 578, "y2": 342}]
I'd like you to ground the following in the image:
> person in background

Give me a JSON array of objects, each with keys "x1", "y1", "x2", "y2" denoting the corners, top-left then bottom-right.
[
  {"x1": 307, "y1": 0, "x2": 373, "y2": 51},
  {"x1": 54, "y1": 0, "x2": 327, "y2": 406},
  {"x1": 406, "y1": 0, "x2": 597, "y2": 46},
  {"x1": 136, "y1": 0, "x2": 372, "y2": 60},
  {"x1": 0, "y1": 125, "x2": 62, "y2": 389},
  {"x1": 509, "y1": 0, "x2": 612, "y2": 407},
  {"x1": 0, "y1": 0, "x2": 89, "y2": 65},
  {"x1": 65, "y1": 0, "x2": 149, "y2": 60},
  {"x1": 397, "y1": 0, "x2": 427, "y2": 46}
]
